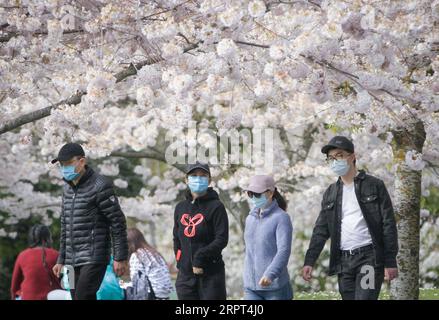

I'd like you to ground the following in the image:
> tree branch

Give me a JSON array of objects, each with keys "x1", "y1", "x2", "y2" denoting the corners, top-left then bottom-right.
[
  {"x1": 301, "y1": 54, "x2": 424, "y2": 131},
  {"x1": 0, "y1": 43, "x2": 198, "y2": 136},
  {"x1": 0, "y1": 29, "x2": 85, "y2": 43},
  {"x1": 270, "y1": 0, "x2": 322, "y2": 9},
  {"x1": 0, "y1": 92, "x2": 84, "y2": 135},
  {"x1": 109, "y1": 150, "x2": 186, "y2": 172},
  {"x1": 235, "y1": 40, "x2": 269, "y2": 49}
]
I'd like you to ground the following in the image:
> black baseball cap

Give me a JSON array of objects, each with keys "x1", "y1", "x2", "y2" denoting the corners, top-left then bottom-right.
[
  {"x1": 51, "y1": 143, "x2": 85, "y2": 164},
  {"x1": 186, "y1": 161, "x2": 211, "y2": 176},
  {"x1": 321, "y1": 136, "x2": 355, "y2": 155}
]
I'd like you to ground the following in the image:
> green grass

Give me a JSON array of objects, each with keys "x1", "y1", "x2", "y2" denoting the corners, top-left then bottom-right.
[
  {"x1": 169, "y1": 278, "x2": 439, "y2": 300},
  {"x1": 294, "y1": 291, "x2": 341, "y2": 300},
  {"x1": 418, "y1": 288, "x2": 439, "y2": 300},
  {"x1": 294, "y1": 288, "x2": 439, "y2": 300}
]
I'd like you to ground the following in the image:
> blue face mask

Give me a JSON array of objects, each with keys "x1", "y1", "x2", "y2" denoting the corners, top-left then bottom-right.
[
  {"x1": 251, "y1": 194, "x2": 268, "y2": 209},
  {"x1": 188, "y1": 176, "x2": 209, "y2": 194},
  {"x1": 60, "y1": 165, "x2": 80, "y2": 181},
  {"x1": 330, "y1": 159, "x2": 350, "y2": 176}
]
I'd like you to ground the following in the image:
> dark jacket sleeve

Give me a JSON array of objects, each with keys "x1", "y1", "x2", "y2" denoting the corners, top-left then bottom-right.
[
  {"x1": 192, "y1": 203, "x2": 229, "y2": 268},
  {"x1": 173, "y1": 204, "x2": 181, "y2": 256},
  {"x1": 57, "y1": 194, "x2": 66, "y2": 265},
  {"x1": 96, "y1": 179, "x2": 128, "y2": 262},
  {"x1": 304, "y1": 190, "x2": 331, "y2": 267},
  {"x1": 378, "y1": 180, "x2": 398, "y2": 268}
]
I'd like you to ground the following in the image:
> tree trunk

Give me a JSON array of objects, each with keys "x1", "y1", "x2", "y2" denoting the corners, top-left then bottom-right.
[{"x1": 390, "y1": 120, "x2": 426, "y2": 300}]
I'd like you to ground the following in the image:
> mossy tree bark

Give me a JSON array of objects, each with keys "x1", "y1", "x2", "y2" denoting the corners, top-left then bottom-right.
[{"x1": 390, "y1": 120, "x2": 426, "y2": 300}]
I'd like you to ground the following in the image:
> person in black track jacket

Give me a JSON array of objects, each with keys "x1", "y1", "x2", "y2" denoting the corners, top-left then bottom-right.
[
  {"x1": 51, "y1": 143, "x2": 128, "y2": 300},
  {"x1": 173, "y1": 161, "x2": 229, "y2": 300}
]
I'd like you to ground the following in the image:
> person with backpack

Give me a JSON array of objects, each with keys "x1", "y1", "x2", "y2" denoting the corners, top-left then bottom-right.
[
  {"x1": 126, "y1": 228, "x2": 173, "y2": 300},
  {"x1": 10, "y1": 224, "x2": 61, "y2": 300},
  {"x1": 243, "y1": 175, "x2": 293, "y2": 300},
  {"x1": 173, "y1": 162, "x2": 229, "y2": 300}
]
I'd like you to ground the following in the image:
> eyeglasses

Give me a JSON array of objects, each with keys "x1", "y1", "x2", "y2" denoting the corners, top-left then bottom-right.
[
  {"x1": 326, "y1": 152, "x2": 352, "y2": 163},
  {"x1": 247, "y1": 190, "x2": 268, "y2": 198}
]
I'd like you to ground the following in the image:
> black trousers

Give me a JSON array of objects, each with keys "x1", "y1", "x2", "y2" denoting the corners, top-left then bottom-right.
[
  {"x1": 176, "y1": 266, "x2": 227, "y2": 300},
  {"x1": 71, "y1": 263, "x2": 107, "y2": 300},
  {"x1": 337, "y1": 247, "x2": 384, "y2": 300}
]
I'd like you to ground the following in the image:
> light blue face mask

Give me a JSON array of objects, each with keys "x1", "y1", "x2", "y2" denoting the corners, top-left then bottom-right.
[
  {"x1": 251, "y1": 194, "x2": 268, "y2": 209},
  {"x1": 188, "y1": 176, "x2": 209, "y2": 194},
  {"x1": 60, "y1": 165, "x2": 80, "y2": 181},
  {"x1": 330, "y1": 159, "x2": 350, "y2": 176}
]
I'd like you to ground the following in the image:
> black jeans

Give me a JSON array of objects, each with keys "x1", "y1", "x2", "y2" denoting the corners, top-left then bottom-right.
[
  {"x1": 337, "y1": 247, "x2": 384, "y2": 300},
  {"x1": 176, "y1": 266, "x2": 226, "y2": 300},
  {"x1": 71, "y1": 263, "x2": 107, "y2": 300}
]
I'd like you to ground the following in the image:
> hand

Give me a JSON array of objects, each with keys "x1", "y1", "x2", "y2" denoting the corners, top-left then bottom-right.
[
  {"x1": 113, "y1": 260, "x2": 128, "y2": 277},
  {"x1": 302, "y1": 265, "x2": 313, "y2": 282},
  {"x1": 259, "y1": 276, "x2": 272, "y2": 287},
  {"x1": 193, "y1": 267, "x2": 204, "y2": 275},
  {"x1": 53, "y1": 264, "x2": 64, "y2": 278},
  {"x1": 385, "y1": 268, "x2": 398, "y2": 281}
]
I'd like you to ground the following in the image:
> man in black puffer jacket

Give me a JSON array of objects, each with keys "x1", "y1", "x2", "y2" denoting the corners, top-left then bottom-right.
[{"x1": 51, "y1": 143, "x2": 128, "y2": 300}]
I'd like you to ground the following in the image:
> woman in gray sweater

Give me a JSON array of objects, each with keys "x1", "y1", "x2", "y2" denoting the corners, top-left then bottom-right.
[{"x1": 243, "y1": 175, "x2": 293, "y2": 300}]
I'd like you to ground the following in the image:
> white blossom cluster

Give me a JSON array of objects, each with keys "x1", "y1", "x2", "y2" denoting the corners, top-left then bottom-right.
[{"x1": 1, "y1": 0, "x2": 439, "y2": 295}]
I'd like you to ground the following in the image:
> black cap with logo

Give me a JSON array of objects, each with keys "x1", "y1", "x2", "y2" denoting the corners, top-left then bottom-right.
[
  {"x1": 321, "y1": 136, "x2": 355, "y2": 155},
  {"x1": 51, "y1": 143, "x2": 85, "y2": 164}
]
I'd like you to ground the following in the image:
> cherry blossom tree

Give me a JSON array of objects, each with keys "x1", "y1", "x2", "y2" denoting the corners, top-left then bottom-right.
[{"x1": 1, "y1": 0, "x2": 438, "y2": 299}]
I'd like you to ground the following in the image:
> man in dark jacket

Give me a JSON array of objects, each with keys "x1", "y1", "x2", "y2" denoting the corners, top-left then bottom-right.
[
  {"x1": 51, "y1": 143, "x2": 128, "y2": 300},
  {"x1": 173, "y1": 162, "x2": 229, "y2": 300},
  {"x1": 302, "y1": 136, "x2": 398, "y2": 300}
]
